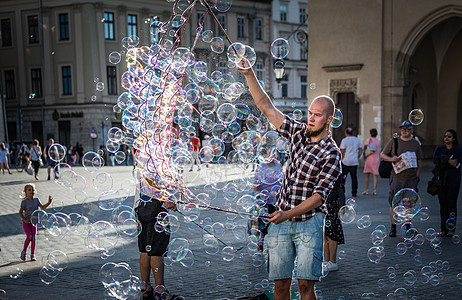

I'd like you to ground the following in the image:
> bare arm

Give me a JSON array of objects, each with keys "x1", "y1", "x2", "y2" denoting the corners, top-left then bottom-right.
[
  {"x1": 416, "y1": 160, "x2": 422, "y2": 177},
  {"x1": 19, "y1": 206, "x2": 29, "y2": 223},
  {"x1": 267, "y1": 193, "x2": 322, "y2": 224},
  {"x1": 39, "y1": 195, "x2": 53, "y2": 210},
  {"x1": 380, "y1": 151, "x2": 400, "y2": 163},
  {"x1": 237, "y1": 66, "x2": 284, "y2": 129},
  {"x1": 358, "y1": 147, "x2": 363, "y2": 159}
]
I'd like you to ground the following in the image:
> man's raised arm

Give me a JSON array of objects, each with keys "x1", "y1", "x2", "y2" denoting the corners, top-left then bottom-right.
[{"x1": 238, "y1": 66, "x2": 284, "y2": 129}]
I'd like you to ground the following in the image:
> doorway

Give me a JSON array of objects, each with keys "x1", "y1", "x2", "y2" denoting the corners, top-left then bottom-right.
[
  {"x1": 59, "y1": 120, "x2": 71, "y2": 148},
  {"x1": 333, "y1": 92, "x2": 359, "y2": 145}
]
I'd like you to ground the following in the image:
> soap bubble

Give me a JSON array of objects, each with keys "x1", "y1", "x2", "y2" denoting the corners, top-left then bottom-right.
[
  {"x1": 211, "y1": 37, "x2": 225, "y2": 53},
  {"x1": 338, "y1": 205, "x2": 356, "y2": 224},
  {"x1": 96, "y1": 82, "x2": 105, "y2": 91},
  {"x1": 227, "y1": 42, "x2": 245, "y2": 63},
  {"x1": 271, "y1": 38, "x2": 289, "y2": 59},
  {"x1": 48, "y1": 144, "x2": 66, "y2": 162},
  {"x1": 201, "y1": 30, "x2": 213, "y2": 43},
  {"x1": 331, "y1": 108, "x2": 343, "y2": 128},
  {"x1": 215, "y1": 0, "x2": 232, "y2": 12},
  {"x1": 408, "y1": 109, "x2": 424, "y2": 125},
  {"x1": 109, "y1": 51, "x2": 121, "y2": 64},
  {"x1": 392, "y1": 188, "x2": 421, "y2": 220}
]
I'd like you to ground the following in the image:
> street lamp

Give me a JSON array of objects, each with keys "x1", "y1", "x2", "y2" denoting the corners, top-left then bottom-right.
[{"x1": 273, "y1": 59, "x2": 285, "y2": 86}]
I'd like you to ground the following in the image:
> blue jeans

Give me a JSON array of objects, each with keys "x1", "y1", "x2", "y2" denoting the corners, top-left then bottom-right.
[{"x1": 265, "y1": 213, "x2": 324, "y2": 281}]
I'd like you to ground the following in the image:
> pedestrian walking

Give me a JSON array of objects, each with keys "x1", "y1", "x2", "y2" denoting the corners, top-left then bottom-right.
[
  {"x1": 190, "y1": 135, "x2": 201, "y2": 171},
  {"x1": 432, "y1": 129, "x2": 462, "y2": 237},
  {"x1": 18, "y1": 183, "x2": 53, "y2": 261},
  {"x1": 362, "y1": 128, "x2": 381, "y2": 195},
  {"x1": 43, "y1": 138, "x2": 57, "y2": 180},
  {"x1": 238, "y1": 63, "x2": 341, "y2": 300},
  {"x1": 340, "y1": 127, "x2": 362, "y2": 197},
  {"x1": 0, "y1": 142, "x2": 12, "y2": 174},
  {"x1": 380, "y1": 120, "x2": 423, "y2": 237},
  {"x1": 29, "y1": 139, "x2": 42, "y2": 180}
]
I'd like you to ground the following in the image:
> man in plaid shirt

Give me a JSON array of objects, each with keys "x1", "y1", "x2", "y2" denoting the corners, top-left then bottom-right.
[{"x1": 239, "y1": 65, "x2": 341, "y2": 300}]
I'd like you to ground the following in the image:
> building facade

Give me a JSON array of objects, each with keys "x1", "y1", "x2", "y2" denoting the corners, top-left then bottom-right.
[
  {"x1": 0, "y1": 0, "x2": 272, "y2": 151},
  {"x1": 308, "y1": 0, "x2": 462, "y2": 156},
  {"x1": 271, "y1": 0, "x2": 309, "y2": 120}
]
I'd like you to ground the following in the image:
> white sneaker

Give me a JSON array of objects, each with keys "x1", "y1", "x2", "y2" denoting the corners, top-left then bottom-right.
[
  {"x1": 327, "y1": 262, "x2": 339, "y2": 272},
  {"x1": 322, "y1": 261, "x2": 330, "y2": 273}
]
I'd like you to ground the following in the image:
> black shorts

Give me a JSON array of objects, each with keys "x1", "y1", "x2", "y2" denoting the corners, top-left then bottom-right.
[{"x1": 137, "y1": 202, "x2": 170, "y2": 256}]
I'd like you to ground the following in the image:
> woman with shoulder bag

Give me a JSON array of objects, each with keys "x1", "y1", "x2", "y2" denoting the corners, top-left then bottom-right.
[
  {"x1": 362, "y1": 129, "x2": 381, "y2": 195},
  {"x1": 433, "y1": 129, "x2": 462, "y2": 237},
  {"x1": 29, "y1": 140, "x2": 42, "y2": 180}
]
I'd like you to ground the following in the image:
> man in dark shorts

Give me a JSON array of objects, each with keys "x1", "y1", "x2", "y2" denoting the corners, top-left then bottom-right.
[{"x1": 135, "y1": 178, "x2": 176, "y2": 300}]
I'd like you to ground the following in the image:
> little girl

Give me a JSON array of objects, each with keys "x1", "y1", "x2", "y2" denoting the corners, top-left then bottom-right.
[{"x1": 18, "y1": 183, "x2": 53, "y2": 261}]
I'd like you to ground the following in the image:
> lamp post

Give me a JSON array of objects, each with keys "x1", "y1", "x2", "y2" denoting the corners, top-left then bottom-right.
[{"x1": 273, "y1": 59, "x2": 285, "y2": 87}]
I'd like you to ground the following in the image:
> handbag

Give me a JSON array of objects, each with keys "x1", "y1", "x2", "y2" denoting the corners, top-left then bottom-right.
[
  {"x1": 427, "y1": 166, "x2": 447, "y2": 196},
  {"x1": 379, "y1": 137, "x2": 398, "y2": 178},
  {"x1": 26, "y1": 161, "x2": 33, "y2": 175},
  {"x1": 364, "y1": 139, "x2": 376, "y2": 158},
  {"x1": 33, "y1": 148, "x2": 43, "y2": 166}
]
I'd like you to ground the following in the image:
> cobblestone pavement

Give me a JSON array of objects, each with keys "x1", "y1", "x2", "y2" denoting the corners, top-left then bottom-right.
[{"x1": 0, "y1": 163, "x2": 461, "y2": 299}]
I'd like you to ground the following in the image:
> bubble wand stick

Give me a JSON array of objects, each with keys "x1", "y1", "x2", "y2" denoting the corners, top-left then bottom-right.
[{"x1": 175, "y1": 209, "x2": 244, "y2": 252}]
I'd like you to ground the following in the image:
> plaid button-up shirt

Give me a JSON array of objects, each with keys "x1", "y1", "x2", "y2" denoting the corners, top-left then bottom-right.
[{"x1": 276, "y1": 115, "x2": 342, "y2": 222}]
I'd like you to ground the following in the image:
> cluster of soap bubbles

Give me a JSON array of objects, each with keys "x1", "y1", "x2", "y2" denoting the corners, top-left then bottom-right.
[
  {"x1": 38, "y1": 250, "x2": 70, "y2": 285},
  {"x1": 100, "y1": 262, "x2": 142, "y2": 299}
]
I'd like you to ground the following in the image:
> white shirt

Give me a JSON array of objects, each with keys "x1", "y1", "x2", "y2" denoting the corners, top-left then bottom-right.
[{"x1": 340, "y1": 136, "x2": 362, "y2": 166}]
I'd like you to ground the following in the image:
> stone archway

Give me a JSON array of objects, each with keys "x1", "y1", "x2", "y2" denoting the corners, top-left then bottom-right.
[{"x1": 391, "y1": 6, "x2": 462, "y2": 157}]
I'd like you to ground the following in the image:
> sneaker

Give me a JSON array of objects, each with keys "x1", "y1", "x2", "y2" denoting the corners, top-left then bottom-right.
[
  {"x1": 31, "y1": 254, "x2": 36, "y2": 261},
  {"x1": 20, "y1": 251, "x2": 26, "y2": 261},
  {"x1": 327, "y1": 262, "x2": 339, "y2": 272},
  {"x1": 389, "y1": 225, "x2": 397, "y2": 237}
]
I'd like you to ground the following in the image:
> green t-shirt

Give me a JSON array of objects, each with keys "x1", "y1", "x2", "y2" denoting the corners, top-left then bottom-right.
[{"x1": 382, "y1": 137, "x2": 423, "y2": 180}]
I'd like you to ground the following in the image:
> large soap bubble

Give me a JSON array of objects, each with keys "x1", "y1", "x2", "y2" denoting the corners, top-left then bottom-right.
[
  {"x1": 331, "y1": 108, "x2": 343, "y2": 128},
  {"x1": 392, "y1": 188, "x2": 421, "y2": 220},
  {"x1": 271, "y1": 38, "x2": 289, "y2": 59},
  {"x1": 408, "y1": 109, "x2": 424, "y2": 125}
]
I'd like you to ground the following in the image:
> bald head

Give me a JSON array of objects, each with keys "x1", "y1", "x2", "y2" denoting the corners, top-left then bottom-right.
[{"x1": 311, "y1": 95, "x2": 335, "y2": 119}]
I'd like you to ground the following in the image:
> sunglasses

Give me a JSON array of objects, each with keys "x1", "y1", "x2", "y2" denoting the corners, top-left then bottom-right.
[
  {"x1": 400, "y1": 127, "x2": 413, "y2": 131},
  {"x1": 444, "y1": 135, "x2": 453, "y2": 138}
]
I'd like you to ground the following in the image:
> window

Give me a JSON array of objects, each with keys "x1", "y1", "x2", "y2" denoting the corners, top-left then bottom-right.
[
  {"x1": 218, "y1": 61, "x2": 227, "y2": 74},
  {"x1": 61, "y1": 66, "x2": 72, "y2": 95},
  {"x1": 150, "y1": 16, "x2": 159, "y2": 43},
  {"x1": 280, "y1": 5, "x2": 287, "y2": 22},
  {"x1": 299, "y1": 7, "x2": 307, "y2": 24},
  {"x1": 197, "y1": 11, "x2": 206, "y2": 28},
  {"x1": 255, "y1": 18, "x2": 263, "y2": 41},
  {"x1": 4, "y1": 70, "x2": 15, "y2": 99},
  {"x1": 104, "y1": 12, "x2": 115, "y2": 40},
  {"x1": 28, "y1": 15, "x2": 39, "y2": 44},
  {"x1": 300, "y1": 40, "x2": 308, "y2": 60},
  {"x1": 217, "y1": 14, "x2": 226, "y2": 37},
  {"x1": 1, "y1": 19, "x2": 12, "y2": 47},
  {"x1": 107, "y1": 66, "x2": 117, "y2": 95},
  {"x1": 237, "y1": 16, "x2": 245, "y2": 39},
  {"x1": 127, "y1": 14, "x2": 137, "y2": 36},
  {"x1": 255, "y1": 62, "x2": 264, "y2": 81},
  {"x1": 281, "y1": 75, "x2": 288, "y2": 98},
  {"x1": 31, "y1": 68, "x2": 42, "y2": 98},
  {"x1": 300, "y1": 75, "x2": 307, "y2": 99},
  {"x1": 59, "y1": 13, "x2": 69, "y2": 41}
]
